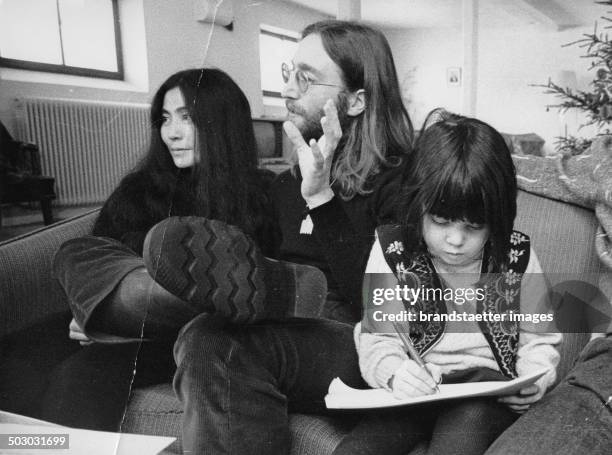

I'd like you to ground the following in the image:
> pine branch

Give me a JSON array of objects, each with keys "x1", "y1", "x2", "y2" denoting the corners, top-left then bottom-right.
[
  {"x1": 554, "y1": 135, "x2": 592, "y2": 155},
  {"x1": 534, "y1": 80, "x2": 611, "y2": 128},
  {"x1": 538, "y1": 1, "x2": 612, "y2": 153}
]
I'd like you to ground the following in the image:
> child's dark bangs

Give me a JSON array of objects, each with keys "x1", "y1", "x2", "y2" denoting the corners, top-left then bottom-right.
[{"x1": 428, "y1": 173, "x2": 486, "y2": 225}]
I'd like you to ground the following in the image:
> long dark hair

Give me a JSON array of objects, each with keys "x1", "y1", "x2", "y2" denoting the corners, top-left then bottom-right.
[
  {"x1": 93, "y1": 69, "x2": 270, "y2": 252},
  {"x1": 398, "y1": 109, "x2": 517, "y2": 270},
  {"x1": 301, "y1": 20, "x2": 413, "y2": 199}
]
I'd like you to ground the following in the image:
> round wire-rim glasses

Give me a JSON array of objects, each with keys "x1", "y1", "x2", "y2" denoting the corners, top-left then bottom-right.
[{"x1": 281, "y1": 62, "x2": 343, "y2": 94}]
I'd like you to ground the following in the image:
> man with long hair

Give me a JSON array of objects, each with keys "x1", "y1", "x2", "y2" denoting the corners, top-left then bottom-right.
[
  {"x1": 161, "y1": 21, "x2": 415, "y2": 453},
  {"x1": 276, "y1": 20, "x2": 414, "y2": 322}
]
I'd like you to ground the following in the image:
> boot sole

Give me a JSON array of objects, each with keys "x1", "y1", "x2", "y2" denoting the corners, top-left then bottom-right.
[{"x1": 144, "y1": 217, "x2": 266, "y2": 322}]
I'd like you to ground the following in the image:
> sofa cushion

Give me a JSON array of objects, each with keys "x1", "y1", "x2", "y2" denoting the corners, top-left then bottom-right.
[{"x1": 123, "y1": 385, "x2": 183, "y2": 454}]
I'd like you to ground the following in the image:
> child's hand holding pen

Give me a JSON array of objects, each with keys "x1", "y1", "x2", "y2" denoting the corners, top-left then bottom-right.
[
  {"x1": 390, "y1": 320, "x2": 441, "y2": 399},
  {"x1": 390, "y1": 360, "x2": 442, "y2": 399}
]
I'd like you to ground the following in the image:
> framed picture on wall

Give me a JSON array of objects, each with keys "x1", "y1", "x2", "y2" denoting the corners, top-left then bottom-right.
[{"x1": 447, "y1": 67, "x2": 461, "y2": 86}]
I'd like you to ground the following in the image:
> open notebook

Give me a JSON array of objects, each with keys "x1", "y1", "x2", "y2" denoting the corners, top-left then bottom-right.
[{"x1": 325, "y1": 369, "x2": 548, "y2": 409}]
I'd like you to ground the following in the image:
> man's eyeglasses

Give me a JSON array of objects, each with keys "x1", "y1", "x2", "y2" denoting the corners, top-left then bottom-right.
[{"x1": 281, "y1": 62, "x2": 342, "y2": 94}]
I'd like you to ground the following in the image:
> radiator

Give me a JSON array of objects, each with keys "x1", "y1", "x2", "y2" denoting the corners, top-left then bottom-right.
[{"x1": 15, "y1": 97, "x2": 150, "y2": 206}]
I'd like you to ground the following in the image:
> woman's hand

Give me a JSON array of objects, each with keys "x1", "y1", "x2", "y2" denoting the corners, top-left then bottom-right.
[
  {"x1": 69, "y1": 318, "x2": 93, "y2": 346},
  {"x1": 390, "y1": 359, "x2": 442, "y2": 399},
  {"x1": 283, "y1": 99, "x2": 342, "y2": 209},
  {"x1": 498, "y1": 384, "x2": 542, "y2": 413}
]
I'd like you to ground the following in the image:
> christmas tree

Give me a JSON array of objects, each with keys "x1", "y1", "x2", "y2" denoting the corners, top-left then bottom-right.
[{"x1": 539, "y1": 0, "x2": 612, "y2": 154}]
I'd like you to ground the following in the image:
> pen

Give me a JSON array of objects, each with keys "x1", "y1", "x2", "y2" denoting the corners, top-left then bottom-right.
[{"x1": 391, "y1": 320, "x2": 440, "y2": 393}]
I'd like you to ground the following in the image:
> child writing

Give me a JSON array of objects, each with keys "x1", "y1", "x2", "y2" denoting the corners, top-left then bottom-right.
[{"x1": 333, "y1": 109, "x2": 562, "y2": 455}]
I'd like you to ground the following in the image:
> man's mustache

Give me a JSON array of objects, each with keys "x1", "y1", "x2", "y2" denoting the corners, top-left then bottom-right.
[{"x1": 285, "y1": 101, "x2": 308, "y2": 116}]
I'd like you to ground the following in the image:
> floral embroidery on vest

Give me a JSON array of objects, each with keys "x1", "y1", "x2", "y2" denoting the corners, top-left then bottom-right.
[{"x1": 376, "y1": 225, "x2": 531, "y2": 379}]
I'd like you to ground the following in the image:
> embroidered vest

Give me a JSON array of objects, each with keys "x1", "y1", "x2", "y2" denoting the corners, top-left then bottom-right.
[{"x1": 377, "y1": 225, "x2": 531, "y2": 378}]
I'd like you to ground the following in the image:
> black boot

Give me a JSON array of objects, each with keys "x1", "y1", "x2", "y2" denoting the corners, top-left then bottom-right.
[
  {"x1": 143, "y1": 217, "x2": 328, "y2": 323},
  {"x1": 87, "y1": 267, "x2": 201, "y2": 341}
]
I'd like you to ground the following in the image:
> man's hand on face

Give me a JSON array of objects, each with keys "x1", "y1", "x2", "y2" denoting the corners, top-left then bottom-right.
[{"x1": 283, "y1": 99, "x2": 342, "y2": 209}]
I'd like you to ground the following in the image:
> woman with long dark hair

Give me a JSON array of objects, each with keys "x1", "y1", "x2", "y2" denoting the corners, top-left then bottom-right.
[
  {"x1": 39, "y1": 68, "x2": 275, "y2": 430},
  {"x1": 92, "y1": 68, "x2": 271, "y2": 256},
  {"x1": 56, "y1": 68, "x2": 274, "y2": 341}
]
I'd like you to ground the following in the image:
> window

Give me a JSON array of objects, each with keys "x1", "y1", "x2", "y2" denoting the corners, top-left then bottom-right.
[
  {"x1": 0, "y1": 0, "x2": 123, "y2": 80},
  {"x1": 259, "y1": 25, "x2": 299, "y2": 99}
]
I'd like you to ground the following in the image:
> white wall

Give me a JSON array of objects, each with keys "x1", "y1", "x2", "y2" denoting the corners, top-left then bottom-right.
[
  {"x1": 143, "y1": 0, "x2": 329, "y2": 119},
  {"x1": 386, "y1": 22, "x2": 599, "y2": 154},
  {"x1": 0, "y1": 0, "x2": 329, "y2": 135},
  {"x1": 385, "y1": 26, "x2": 463, "y2": 130},
  {"x1": 477, "y1": 24, "x2": 596, "y2": 154}
]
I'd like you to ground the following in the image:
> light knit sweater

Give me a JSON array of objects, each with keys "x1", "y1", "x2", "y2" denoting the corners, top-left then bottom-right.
[{"x1": 355, "y1": 235, "x2": 562, "y2": 401}]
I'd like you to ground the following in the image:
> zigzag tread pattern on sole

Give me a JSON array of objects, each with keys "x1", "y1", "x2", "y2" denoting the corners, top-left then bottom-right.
[
  {"x1": 208, "y1": 220, "x2": 266, "y2": 319},
  {"x1": 156, "y1": 218, "x2": 267, "y2": 318},
  {"x1": 179, "y1": 224, "x2": 198, "y2": 301}
]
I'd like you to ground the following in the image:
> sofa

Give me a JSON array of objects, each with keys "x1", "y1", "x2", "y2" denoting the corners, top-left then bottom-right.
[{"x1": 0, "y1": 188, "x2": 602, "y2": 454}]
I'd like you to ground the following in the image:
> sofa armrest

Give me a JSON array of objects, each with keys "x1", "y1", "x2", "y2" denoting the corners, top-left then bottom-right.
[
  {"x1": 0, "y1": 210, "x2": 98, "y2": 338},
  {"x1": 515, "y1": 190, "x2": 604, "y2": 382}
]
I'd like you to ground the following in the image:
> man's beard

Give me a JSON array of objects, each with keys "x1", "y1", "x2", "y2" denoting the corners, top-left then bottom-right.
[{"x1": 286, "y1": 92, "x2": 351, "y2": 143}]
